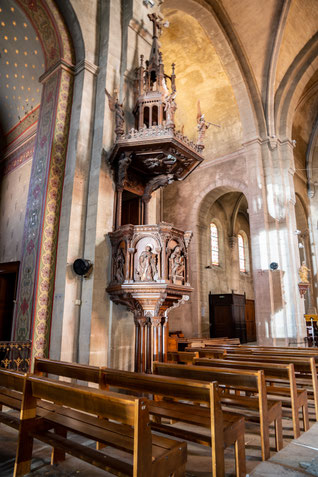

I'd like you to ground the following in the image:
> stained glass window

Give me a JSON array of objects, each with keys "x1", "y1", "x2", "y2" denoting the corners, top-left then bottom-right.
[
  {"x1": 238, "y1": 234, "x2": 246, "y2": 272},
  {"x1": 210, "y1": 223, "x2": 219, "y2": 266}
]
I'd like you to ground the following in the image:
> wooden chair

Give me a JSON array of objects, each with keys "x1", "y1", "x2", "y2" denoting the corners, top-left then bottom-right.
[
  {"x1": 13, "y1": 374, "x2": 187, "y2": 477},
  {"x1": 153, "y1": 361, "x2": 284, "y2": 461},
  {"x1": 194, "y1": 357, "x2": 309, "y2": 438}
]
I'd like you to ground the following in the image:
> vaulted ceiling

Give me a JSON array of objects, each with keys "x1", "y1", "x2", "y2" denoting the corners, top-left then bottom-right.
[{"x1": 0, "y1": 0, "x2": 44, "y2": 135}]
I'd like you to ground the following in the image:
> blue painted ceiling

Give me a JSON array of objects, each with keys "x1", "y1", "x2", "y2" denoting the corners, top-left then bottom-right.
[{"x1": 0, "y1": 0, "x2": 44, "y2": 134}]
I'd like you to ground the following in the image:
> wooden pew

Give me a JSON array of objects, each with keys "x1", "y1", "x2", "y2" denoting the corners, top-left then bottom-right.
[
  {"x1": 218, "y1": 353, "x2": 318, "y2": 421},
  {"x1": 177, "y1": 338, "x2": 240, "y2": 351},
  {"x1": 33, "y1": 358, "x2": 246, "y2": 477},
  {"x1": 214, "y1": 347, "x2": 318, "y2": 358},
  {"x1": 0, "y1": 368, "x2": 25, "y2": 430},
  {"x1": 153, "y1": 362, "x2": 284, "y2": 461},
  {"x1": 13, "y1": 374, "x2": 187, "y2": 477},
  {"x1": 100, "y1": 367, "x2": 246, "y2": 477},
  {"x1": 193, "y1": 358, "x2": 309, "y2": 438}
]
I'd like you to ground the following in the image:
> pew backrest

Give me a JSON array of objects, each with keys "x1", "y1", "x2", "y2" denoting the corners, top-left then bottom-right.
[{"x1": 34, "y1": 357, "x2": 100, "y2": 383}]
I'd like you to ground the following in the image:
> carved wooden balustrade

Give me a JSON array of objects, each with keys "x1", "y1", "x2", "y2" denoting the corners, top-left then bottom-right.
[
  {"x1": 0, "y1": 341, "x2": 31, "y2": 372},
  {"x1": 107, "y1": 223, "x2": 193, "y2": 372}
]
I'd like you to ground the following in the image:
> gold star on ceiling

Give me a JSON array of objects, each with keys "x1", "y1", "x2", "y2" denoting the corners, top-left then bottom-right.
[{"x1": 0, "y1": 0, "x2": 44, "y2": 132}]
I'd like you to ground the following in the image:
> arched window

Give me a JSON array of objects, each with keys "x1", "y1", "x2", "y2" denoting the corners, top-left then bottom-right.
[
  {"x1": 238, "y1": 234, "x2": 246, "y2": 272},
  {"x1": 210, "y1": 223, "x2": 219, "y2": 266}
]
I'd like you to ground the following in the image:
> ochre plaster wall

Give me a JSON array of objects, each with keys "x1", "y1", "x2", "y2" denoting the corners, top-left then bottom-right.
[{"x1": 160, "y1": 9, "x2": 242, "y2": 159}]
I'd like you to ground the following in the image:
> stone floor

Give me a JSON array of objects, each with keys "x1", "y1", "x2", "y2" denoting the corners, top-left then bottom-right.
[{"x1": 0, "y1": 408, "x2": 317, "y2": 476}]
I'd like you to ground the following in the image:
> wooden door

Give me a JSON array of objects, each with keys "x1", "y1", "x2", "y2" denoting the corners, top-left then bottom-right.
[
  {"x1": 0, "y1": 262, "x2": 19, "y2": 341},
  {"x1": 209, "y1": 294, "x2": 235, "y2": 338},
  {"x1": 245, "y1": 299, "x2": 256, "y2": 342},
  {"x1": 232, "y1": 294, "x2": 247, "y2": 343},
  {"x1": 121, "y1": 190, "x2": 141, "y2": 225}
]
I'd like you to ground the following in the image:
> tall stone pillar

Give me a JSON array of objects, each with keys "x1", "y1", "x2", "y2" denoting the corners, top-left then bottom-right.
[
  {"x1": 277, "y1": 139, "x2": 306, "y2": 343},
  {"x1": 245, "y1": 137, "x2": 306, "y2": 345}
]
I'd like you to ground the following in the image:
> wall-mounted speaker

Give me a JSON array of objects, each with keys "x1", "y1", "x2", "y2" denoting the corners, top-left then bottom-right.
[
  {"x1": 73, "y1": 259, "x2": 93, "y2": 277},
  {"x1": 269, "y1": 262, "x2": 278, "y2": 270}
]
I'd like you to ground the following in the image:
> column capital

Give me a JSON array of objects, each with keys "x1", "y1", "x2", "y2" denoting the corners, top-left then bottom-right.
[{"x1": 39, "y1": 59, "x2": 75, "y2": 84}]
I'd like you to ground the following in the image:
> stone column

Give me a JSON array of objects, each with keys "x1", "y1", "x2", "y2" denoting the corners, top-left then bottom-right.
[
  {"x1": 14, "y1": 62, "x2": 74, "y2": 362},
  {"x1": 244, "y1": 139, "x2": 278, "y2": 345},
  {"x1": 277, "y1": 139, "x2": 306, "y2": 343},
  {"x1": 50, "y1": 59, "x2": 99, "y2": 363}
]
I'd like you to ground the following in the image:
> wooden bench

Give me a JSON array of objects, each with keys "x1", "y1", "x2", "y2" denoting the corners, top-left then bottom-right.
[
  {"x1": 0, "y1": 368, "x2": 25, "y2": 431},
  {"x1": 193, "y1": 358, "x2": 309, "y2": 438},
  {"x1": 167, "y1": 351, "x2": 199, "y2": 364},
  {"x1": 153, "y1": 362, "x2": 284, "y2": 461},
  {"x1": 219, "y1": 353, "x2": 318, "y2": 421},
  {"x1": 11, "y1": 374, "x2": 187, "y2": 477},
  {"x1": 32, "y1": 358, "x2": 246, "y2": 477},
  {"x1": 176, "y1": 338, "x2": 240, "y2": 351},
  {"x1": 100, "y1": 367, "x2": 246, "y2": 477}
]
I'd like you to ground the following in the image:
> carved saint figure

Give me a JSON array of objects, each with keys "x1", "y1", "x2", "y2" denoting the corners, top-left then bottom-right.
[
  {"x1": 164, "y1": 92, "x2": 177, "y2": 126},
  {"x1": 169, "y1": 245, "x2": 185, "y2": 283},
  {"x1": 114, "y1": 100, "x2": 125, "y2": 134},
  {"x1": 138, "y1": 245, "x2": 157, "y2": 281},
  {"x1": 115, "y1": 247, "x2": 125, "y2": 283},
  {"x1": 105, "y1": 89, "x2": 125, "y2": 137},
  {"x1": 299, "y1": 261, "x2": 310, "y2": 283}
]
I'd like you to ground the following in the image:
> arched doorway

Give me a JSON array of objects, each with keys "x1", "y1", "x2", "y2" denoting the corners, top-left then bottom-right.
[{"x1": 200, "y1": 191, "x2": 256, "y2": 343}]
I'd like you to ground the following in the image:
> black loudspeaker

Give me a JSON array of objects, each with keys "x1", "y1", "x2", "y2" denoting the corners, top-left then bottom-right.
[{"x1": 73, "y1": 259, "x2": 93, "y2": 277}]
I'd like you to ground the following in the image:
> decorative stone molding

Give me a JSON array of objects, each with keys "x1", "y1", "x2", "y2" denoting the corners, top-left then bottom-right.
[{"x1": 74, "y1": 59, "x2": 99, "y2": 77}]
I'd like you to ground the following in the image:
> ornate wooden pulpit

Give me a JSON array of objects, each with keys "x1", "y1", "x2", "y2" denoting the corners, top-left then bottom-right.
[{"x1": 106, "y1": 13, "x2": 207, "y2": 371}]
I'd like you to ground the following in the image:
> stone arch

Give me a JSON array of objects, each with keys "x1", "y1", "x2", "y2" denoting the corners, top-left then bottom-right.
[
  {"x1": 306, "y1": 117, "x2": 318, "y2": 197},
  {"x1": 229, "y1": 193, "x2": 245, "y2": 237},
  {"x1": 12, "y1": 0, "x2": 84, "y2": 363},
  {"x1": 192, "y1": 179, "x2": 249, "y2": 228},
  {"x1": 188, "y1": 180, "x2": 251, "y2": 336},
  {"x1": 237, "y1": 229, "x2": 250, "y2": 274},
  {"x1": 295, "y1": 192, "x2": 315, "y2": 313},
  {"x1": 164, "y1": 0, "x2": 263, "y2": 141},
  {"x1": 275, "y1": 33, "x2": 318, "y2": 138}
]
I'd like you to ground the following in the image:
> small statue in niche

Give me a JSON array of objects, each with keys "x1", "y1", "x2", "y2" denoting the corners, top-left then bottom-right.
[
  {"x1": 137, "y1": 245, "x2": 157, "y2": 281},
  {"x1": 169, "y1": 245, "x2": 185, "y2": 284},
  {"x1": 164, "y1": 91, "x2": 177, "y2": 127},
  {"x1": 115, "y1": 247, "x2": 125, "y2": 283},
  {"x1": 105, "y1": 89, "x2": 125, "y2": 137},
  {"x1": 299, "y1": 261, "x2": 310, "y2": 283}
]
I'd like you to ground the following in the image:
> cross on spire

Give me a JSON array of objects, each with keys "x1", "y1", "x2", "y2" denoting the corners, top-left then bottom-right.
[{"x1": 148, "y1": 13, "x2": 162, "y2": 39}]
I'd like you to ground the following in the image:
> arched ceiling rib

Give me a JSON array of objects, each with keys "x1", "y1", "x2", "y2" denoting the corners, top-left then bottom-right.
[
  {"x1": 0, "y1": 0, "x2": 44, "y2": 134},
  {"x1": 275, "y1": 0, "x2": 318, "y2": 92}
]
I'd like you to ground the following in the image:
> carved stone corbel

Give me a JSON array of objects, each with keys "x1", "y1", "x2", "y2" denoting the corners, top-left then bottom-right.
[{"x1": 228, "y1": 235, "x2": 237, "y2": 249}]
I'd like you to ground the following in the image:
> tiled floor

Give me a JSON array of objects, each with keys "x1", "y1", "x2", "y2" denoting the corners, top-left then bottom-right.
[{"x1": 0, "y1": 409, "x2": 316, "y2": 476}]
